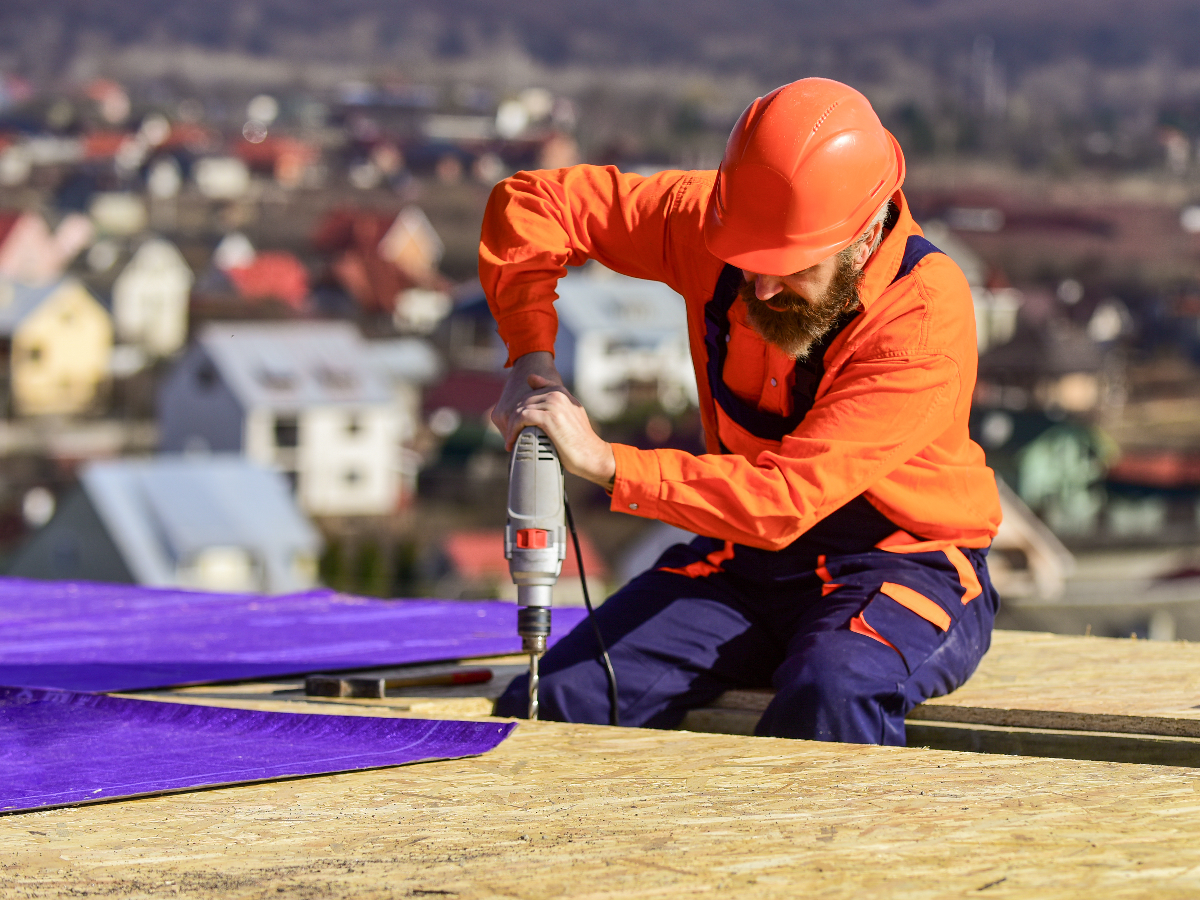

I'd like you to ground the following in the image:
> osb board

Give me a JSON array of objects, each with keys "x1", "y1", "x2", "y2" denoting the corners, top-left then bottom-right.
[
  {"x1": 5, "y1": 719, "x2": 1200, "y2": 899},
  {"x1": 905, "y1": 720, "x2": 1200, "y2": 768},
  {"x1": 687, "y1": 631, "x2": 1200, "y2": 739},
  {"x1": 680, "y1": 706, "x2": 1200, "y2": 767},
  {"x1": 915, "y1": 630, "x2": 1200, "y2": 737}
]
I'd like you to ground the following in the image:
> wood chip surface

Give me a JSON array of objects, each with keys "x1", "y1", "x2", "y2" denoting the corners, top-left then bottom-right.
[{"x1": 5, "y1": 716, "x2": 1200, "y2": 898}]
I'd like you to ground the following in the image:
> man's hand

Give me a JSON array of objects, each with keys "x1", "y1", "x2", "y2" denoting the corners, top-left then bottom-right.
[
  {"x1": 492, "y1": 351, "x2": 564, "y2": 449},
  {"x1": 510, "y1": 374, "x2": 617, "y2": 490}
]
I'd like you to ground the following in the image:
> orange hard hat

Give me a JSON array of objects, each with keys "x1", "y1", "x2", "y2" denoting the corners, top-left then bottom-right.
[{"x1": 703, "y1": 78, "x2": 905, "y2": 275}]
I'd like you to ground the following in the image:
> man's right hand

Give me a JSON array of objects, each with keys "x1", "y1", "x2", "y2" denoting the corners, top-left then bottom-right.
[{"x1": 491, "y1": 351, "x2": 566, "y2": 450}]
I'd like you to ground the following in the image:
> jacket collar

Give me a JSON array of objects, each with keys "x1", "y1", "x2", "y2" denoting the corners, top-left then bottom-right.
[{"x1": 856, "y1": 189, "x2": 917, "y2": 312}]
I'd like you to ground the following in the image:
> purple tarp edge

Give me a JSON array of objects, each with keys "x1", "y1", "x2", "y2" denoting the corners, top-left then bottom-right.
[
  {"x1": 0, "y1": 578, "x2": 589, "y2": 692},
  {"x1": 0, "y1": 685, "x2": 516, "y2": 814}
]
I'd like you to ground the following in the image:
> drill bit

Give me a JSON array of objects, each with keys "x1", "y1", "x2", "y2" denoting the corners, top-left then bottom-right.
[{"x1": 528, "y1": 652, "x2": 540, "y2": 720}]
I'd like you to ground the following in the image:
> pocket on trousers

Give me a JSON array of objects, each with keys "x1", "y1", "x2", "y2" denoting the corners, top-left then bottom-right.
[{"x1": 852, "y1": 583, "x2": 953, "y2": 675}]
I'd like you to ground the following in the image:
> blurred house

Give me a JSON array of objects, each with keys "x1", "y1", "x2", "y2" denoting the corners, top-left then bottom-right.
[
  {"x1": 0, "y1": 277, "x2": 112, "y2": 416},
  {"x1": 976, "y1": 318, "x2": 1110, "y2": 415},
  {"x1": 158, "y1": 321, "x2": 405, "y2": 517},
  {"x1": 224, "y1": 252, "x2": 309, "y2": 311},
  {"x1": 313, "y1": 207, "x2": 450, "y2": 321},
  {"x1": 111, "y1": 238, "x2": 194, "y2": 358},
  {"x1": 377, "y1": 207, "x2": 444, "y2": 280},
  {"x1": 9, "y1": 456, "x2": 321, "y2": 594},
  {"x1": 362, "y1": 337, "x2": 443, "y2": 499},
  {"x1": 554, "y1": 264, "x2": 698, "y2": 420},
  {"x1": 436, "y1": 286, "x2": 507, "y2": 371},
  {"x1": 365, "y1": 336, "x2": 442, "y2": 432},
  {"x1": 88, "y1": 192, "x2": 147, "y2": 237},
  {"x1": 419, "y1": 368, "x2": 507, "y2": 477},
  {"x1": 193, "y1": 233, "x2": 310, "y2": 316},
  {"x1": 436, "y1": 266, "x2": 697, "y2": 420},
  {"x1": 972, "y1": 408, "x2": 1115, "y2": 537},
  {"x1": 423, "y1": 369, "x2": 506, "y2": 424},
  {"x1": 235, "y1": 135, "x2": 321, "y2": 189},
  {"x1": 435, "y1": 527, "x2": 608, "y2": 606},
  {"x1": 0, "y1": 210, "x2": 93, "y2": 285},
  {"x1": 1094, "y1": 448, "x2": 1200, "y2": 543},
  {"x1": 193, "y1": 156, "x2": 251, "y2": 200}
]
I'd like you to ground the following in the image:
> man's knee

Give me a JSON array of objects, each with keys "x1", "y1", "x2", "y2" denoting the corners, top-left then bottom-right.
[{"x1": 755, "y1": 630, "x2": 907, "y2": 744}]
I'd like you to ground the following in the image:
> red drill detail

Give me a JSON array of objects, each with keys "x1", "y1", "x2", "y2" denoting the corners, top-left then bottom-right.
[{"x1": 516, "y1": 528, "x2": 549, "y2": 549}]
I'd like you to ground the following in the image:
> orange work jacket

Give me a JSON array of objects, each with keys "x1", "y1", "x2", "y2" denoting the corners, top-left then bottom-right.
[{"x1": 480, "y1": 165, "x2": 1002, "y2": 551}]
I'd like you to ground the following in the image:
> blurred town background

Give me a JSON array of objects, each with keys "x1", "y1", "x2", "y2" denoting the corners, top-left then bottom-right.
[{"x1": 1, "y1": 0, "x2": 1200, "y2": 639}]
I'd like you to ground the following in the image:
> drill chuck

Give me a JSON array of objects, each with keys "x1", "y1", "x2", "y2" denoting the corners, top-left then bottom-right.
[{"x1": 517, "y1": 606, "x2": 551, "y2": 655}]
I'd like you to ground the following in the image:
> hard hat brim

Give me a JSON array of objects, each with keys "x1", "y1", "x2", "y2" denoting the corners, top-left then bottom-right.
[{"x1": 703, "y1": 130, "x2": 906, "y2": 276}]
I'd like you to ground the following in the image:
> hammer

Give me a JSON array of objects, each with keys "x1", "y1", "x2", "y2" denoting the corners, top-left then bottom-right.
[{"x1": 305, "y1": 668, "x2": 493, "y2": 699}]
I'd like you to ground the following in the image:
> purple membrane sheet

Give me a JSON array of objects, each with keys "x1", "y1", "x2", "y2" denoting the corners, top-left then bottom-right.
[
  {"x1": 0, "y1": 578, "x2": 588, "y2": 693},
  {"x1": 0, "y1": 685, "x2": 515, "y2": 814}
]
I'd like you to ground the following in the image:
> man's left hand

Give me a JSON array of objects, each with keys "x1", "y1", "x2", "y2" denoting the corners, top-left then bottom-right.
[{"x1": 512, "y1": 374, "x2": 616, "y2": 489}]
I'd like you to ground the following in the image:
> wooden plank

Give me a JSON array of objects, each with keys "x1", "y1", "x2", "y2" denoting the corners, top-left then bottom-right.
[
  {"x1": 919, "y1": 630, "x2": 1200, "y2": 735},
  {"x1": 907, "y1": 720, "x2": 1200, "y2": 768},
  {"x1": 677, "y1": 710, "x2": 1200, "y2": 769},
  {"x1": 681, "y1": 631, "x2": 1200, "y2": 744},
  {"x1": 5, "y1": 717, "x2": 1200, "y2": 898}
]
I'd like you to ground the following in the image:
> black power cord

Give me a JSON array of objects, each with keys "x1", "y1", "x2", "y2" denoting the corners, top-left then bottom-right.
[{"x1": 564, "y1": 497, "x2": 619, "y2": 727}]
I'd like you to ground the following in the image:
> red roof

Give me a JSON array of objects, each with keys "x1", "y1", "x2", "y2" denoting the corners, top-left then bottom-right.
[
  {"x1": 331, "y1": 247, "x2": 416, "y2": 314},
  {"x1": 423, "y1": 370, "x2": 506, "y2": 418},
  {"x1": 443, "y1": 529, "x2": 608, "y2": 581},
  {"x1": 83, "y1": 131, "x2": 131, "y2": 160},
  {"x1": 225, "y1": 252, "x2": 309, "y2": 310},
  {"x1": 313, "y1": 208, "x2": 445, "y2": 313},
  {"x1": 235, "y1": 135, "x2": 319, "y2": 171},
  {"x1": 162, "y1": 122, "x2": 218, "y2": 152},
  {"x1": 1108, "y1": 451, "x2": 1200, "y2": 489},
  {"x1": 313, "y1": 208, "x2": 395, "y2": 253},
  {"x1": 0, "y1": 211, "x2": 22, "y2": 247}
]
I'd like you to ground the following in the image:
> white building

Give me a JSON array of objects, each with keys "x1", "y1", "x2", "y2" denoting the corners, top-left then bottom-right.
[
  {"x1": 158, "y1": 322, "x2": 405, "y2": 517},
  {"x1": 9, "y1": 456, "x2": 322, "y2": 594},
  {"x1": 193, "y1": 157, "x2": 251, "y2": 200},
  {"x1": 111, "y1": 238, "x2": 194, "y2": 357},
  {"x1": 554, "y1": 264, "x2": 698, "y2": 420}
]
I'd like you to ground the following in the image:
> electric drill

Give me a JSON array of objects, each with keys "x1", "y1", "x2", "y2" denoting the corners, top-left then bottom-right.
[{"x1": 505, "y1": 426, "x2": 567, "y2": 720}]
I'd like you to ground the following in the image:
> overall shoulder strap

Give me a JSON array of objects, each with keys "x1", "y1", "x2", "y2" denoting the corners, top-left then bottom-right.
[
  {"x1": 890, "y1": 235, "x2": 944, "y2": 285},
  {"x1": 704, "y1": 265, "x2": 858, "y2": 443}
]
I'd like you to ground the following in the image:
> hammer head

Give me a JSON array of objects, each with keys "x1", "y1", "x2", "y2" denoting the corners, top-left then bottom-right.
[{"x1": 305, "y1": 674, "x2": 386, "y2": 698}]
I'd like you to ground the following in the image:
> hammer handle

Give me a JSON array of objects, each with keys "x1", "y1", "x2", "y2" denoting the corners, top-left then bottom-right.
[{"x1": 383, "y1": 668, "x2": 493, "y2": 689}]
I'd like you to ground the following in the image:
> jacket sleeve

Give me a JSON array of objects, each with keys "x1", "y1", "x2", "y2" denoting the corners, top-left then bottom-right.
[
  {"x1": 479, "y1": 165, "x2": 692, "y2": 364},
  {"x1": 608, "y1": 351, "x2": 963, "y2": 550}
]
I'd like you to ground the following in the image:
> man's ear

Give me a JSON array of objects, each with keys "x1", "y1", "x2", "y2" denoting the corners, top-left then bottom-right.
[{"x1": 854, "y1": 222, "x2": 884, "y2": 268}]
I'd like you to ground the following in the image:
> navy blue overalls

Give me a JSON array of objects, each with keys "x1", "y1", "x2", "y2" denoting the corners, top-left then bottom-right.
[{"x1": 495, "y1": 237, "x2": 1000, "y2": 744}]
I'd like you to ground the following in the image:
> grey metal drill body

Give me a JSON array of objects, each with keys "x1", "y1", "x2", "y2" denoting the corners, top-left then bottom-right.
[{"x1": 505, "y1": 426, "x2": 567, "y2": 720}]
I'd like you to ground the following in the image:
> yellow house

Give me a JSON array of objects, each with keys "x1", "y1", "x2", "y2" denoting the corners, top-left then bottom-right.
[{"x1": 0, "y1": 278, "x2": 113, "y2": 416}]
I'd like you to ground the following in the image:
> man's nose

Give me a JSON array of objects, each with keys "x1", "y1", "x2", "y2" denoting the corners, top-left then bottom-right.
[{"x1": 744, "y1": 271, "x2": 785, "y2": 301}]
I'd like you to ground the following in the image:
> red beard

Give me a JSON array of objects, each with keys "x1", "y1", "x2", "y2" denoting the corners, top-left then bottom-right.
[{"x1": 738, "y1": 249, "x2": 864, "y2": 359}]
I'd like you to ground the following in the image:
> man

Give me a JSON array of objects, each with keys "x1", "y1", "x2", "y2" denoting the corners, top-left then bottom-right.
[{"x1": 482, "y1": 78, "x2": 1002, "y2": 745}]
